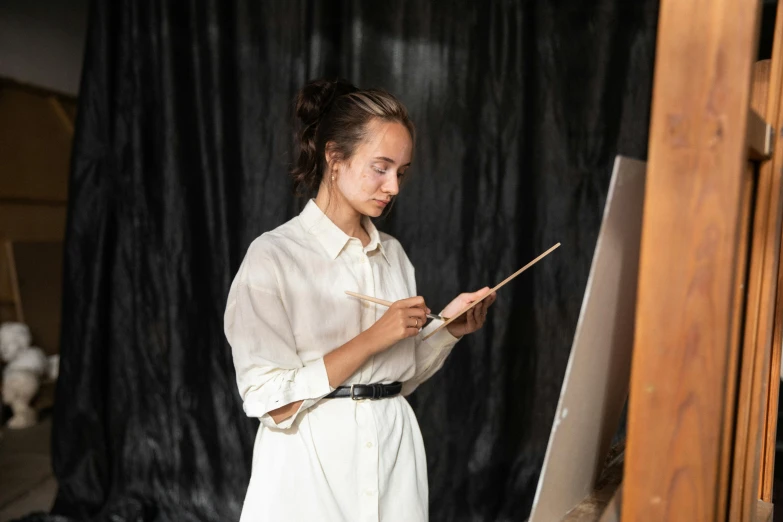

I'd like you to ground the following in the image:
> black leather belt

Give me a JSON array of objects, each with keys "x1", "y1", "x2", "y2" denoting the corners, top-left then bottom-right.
[{"x1": 324, "y1": 381, "x2": 402, "y2": 400}]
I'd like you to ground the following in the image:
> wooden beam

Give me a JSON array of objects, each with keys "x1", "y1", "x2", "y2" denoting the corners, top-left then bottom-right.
[
  {"x1": 4, "y1": 242, "x2": 23, "y2": 323},
  {"x1": 725, "y1": 157, "x2": 759, "y2": 520},
  {"x1": 759, "y1": 0, "x2": 783, "y2": 503},
  {"x1": 735, "y1": 0, "x2": 783, "y2": 511},
  {"x1": 721, "y1": 60, "x2": 770, "y2": 522},
  {"x1": 761, "y1": 220, "x2": 783, "y2": 500},
  {"x1": 623, "y1": 0, "x2": 763, "y2": 521},
  {"x1": 731, "y1": 52, "x2": 783, "y2": 521}
]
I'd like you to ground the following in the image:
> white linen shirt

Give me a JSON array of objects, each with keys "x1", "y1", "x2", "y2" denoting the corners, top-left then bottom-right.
[{"x1": 224, "y1": 199, "x2": 460, "y2": 522}]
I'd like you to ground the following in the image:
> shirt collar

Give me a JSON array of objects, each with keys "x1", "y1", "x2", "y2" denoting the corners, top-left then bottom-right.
[{"x1": 299, "y1": 199, "x2": 389, "y2": 263}]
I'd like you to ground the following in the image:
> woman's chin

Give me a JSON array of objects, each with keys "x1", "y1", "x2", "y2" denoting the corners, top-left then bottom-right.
[{"x1": 364, "y1": 203, "x2": 386, "y2": 217}]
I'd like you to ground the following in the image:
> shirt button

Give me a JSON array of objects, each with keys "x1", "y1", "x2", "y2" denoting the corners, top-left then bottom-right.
[
  {"x1": 366, "y1": 441, "x2": 373, "y2": 448},
  {"x1": 365, "y1": 490, "x2": 373, "y2": 497}
]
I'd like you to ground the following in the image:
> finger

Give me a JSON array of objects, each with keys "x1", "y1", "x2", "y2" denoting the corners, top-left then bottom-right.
[
  {"x1": 409, "y1": 298, "x2": 431, "y2": 315},
  {"x1": 464, "y1": 303, "x2": 479, "y2": 320},
  {"x1": 472, "y1": 287, "x2": 492, "y2": 299},
  {"x1": 470, "y1": 290, "x2": 494, "y2": 308},
  {"x1": 397, "y1": 296, "x2": 426, "y2": 309},
  {"x1": 480, "y1": 302, "x2": 489, "y2": 323},
  {"x1": 408, "y1": 307, "x2": 427, "y2": 319},
  {"x1": 476, "y1": 303, "x2": 486, "y2": 324},
  {"x1": 407, "y1": 317, "x2": 423, "y2": 330},
  {"x1": 461, "y1": 287, "x2": 488, "y2": 303},
  {"x1": 466, "y1": 306, "x2": 477, "y2": 331},
  {"x1": 473, "y1": 303, "x2": 483, "y2": 325}
]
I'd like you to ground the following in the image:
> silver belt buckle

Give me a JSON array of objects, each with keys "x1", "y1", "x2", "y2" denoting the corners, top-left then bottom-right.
[{"x1": 350, "y1": 383, "x2": 364, "y2": 401}]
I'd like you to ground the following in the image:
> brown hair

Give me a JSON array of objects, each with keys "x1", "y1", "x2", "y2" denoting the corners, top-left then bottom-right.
[{"x1": 291, "y1": 78, "x2": 416, "y2": 196}]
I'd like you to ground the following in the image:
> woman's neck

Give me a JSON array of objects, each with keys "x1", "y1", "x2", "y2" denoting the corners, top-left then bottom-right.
[{"x1": 314, "y1": 187, "x2": 367, "y2": 241}]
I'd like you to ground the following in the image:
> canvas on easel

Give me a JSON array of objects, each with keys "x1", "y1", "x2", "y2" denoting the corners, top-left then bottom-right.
[{"x1": 528, "y1": 155, "x2": 646, "y2": 522}]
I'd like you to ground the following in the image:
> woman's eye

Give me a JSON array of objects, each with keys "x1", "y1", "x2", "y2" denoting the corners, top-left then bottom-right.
[{"x1": 373, "y1": 167, "x2": 386, "y2": 174}]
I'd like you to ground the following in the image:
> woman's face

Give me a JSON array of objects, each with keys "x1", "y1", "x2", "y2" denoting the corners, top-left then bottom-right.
[{"x1": 330, "y1": 119, "x2": 413, "y2": 218}]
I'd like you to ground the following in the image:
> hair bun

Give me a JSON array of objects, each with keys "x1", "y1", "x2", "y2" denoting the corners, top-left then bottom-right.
[
  {"x1": 290, "y1": 77, "x2": 413, "y2": 198},
  {"x1": 295, "y1": 78, "x2": 357, "y2": 127}
]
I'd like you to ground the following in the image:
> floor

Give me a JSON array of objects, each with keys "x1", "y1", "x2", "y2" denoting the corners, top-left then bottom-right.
[
  {"x1": 2, "y1": 399, "x2": 783, "y2": 522},
  {"x1": 0, "y1": 387, "x2": 58, "y2": 522}
]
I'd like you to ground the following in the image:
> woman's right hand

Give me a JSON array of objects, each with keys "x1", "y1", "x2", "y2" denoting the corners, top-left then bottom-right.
[{"x1": 364, "y1": 296, "x2": 430, "y2": 354}]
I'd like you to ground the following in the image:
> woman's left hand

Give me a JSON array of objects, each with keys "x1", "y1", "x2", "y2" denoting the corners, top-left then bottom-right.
[{"x1": 439, "y1": 287, "x2": 497, "y2": 338}]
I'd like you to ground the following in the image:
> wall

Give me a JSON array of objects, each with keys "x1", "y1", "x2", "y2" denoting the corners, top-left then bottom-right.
[{"x1": 0, "y1": 0, "x2": 89, "y2": 96}]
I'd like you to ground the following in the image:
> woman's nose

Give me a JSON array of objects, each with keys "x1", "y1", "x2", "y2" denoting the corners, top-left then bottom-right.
[{"x1": 383, "y1": 175, "x2": 400, "y2": 195}]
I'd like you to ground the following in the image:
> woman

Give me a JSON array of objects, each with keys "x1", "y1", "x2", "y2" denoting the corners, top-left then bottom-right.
[{"x1": 224, "y1": 78, "x2": 496, "y2": 522}]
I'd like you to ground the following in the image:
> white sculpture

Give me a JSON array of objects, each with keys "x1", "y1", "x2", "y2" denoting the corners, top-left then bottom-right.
[{"x1": 1, "y1": 322, "x2": 59, "y2": 429}]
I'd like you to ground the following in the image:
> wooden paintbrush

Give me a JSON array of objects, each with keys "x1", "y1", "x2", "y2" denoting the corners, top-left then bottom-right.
[{"x1": 344, "y1": 291, "x2": 450, "y2": 321}]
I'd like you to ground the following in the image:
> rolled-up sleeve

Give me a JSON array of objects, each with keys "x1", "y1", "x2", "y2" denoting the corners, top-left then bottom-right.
[{"x1": 224, "y1": 279, "x2": 333, "y2": 429}]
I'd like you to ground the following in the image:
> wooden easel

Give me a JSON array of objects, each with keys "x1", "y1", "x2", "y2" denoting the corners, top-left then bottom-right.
[
  {"x1": 534, "y1": 1, "x2": 783, "y2": 520},
  {"x1": 623, "y1": 1, "x2": 783, "y2": 521}
]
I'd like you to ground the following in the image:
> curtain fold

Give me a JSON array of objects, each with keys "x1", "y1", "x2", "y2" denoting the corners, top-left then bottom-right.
[{"x1": 17, "y1": 1, "x2": 658, "y2": 520}]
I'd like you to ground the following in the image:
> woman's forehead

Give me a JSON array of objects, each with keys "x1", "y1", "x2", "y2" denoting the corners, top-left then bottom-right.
[{"x1": 359, "y1": 120, "x2": 412, "y2": 162}]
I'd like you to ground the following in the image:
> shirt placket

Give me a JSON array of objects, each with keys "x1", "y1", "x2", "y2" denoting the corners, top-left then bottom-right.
[
  {"x1": 357, "y1": 246, "x2": 376, "y2": 384},
  {"x1": 356, "y1": 242, "x2": 380, "y2": 522},
  {"x1": 357, "y1": 400, "x2": 380, "y2": 522}
]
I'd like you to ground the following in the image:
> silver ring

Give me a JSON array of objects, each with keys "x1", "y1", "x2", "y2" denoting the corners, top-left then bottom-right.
[{"x1": 414, "y1": 318, "x2": 419, "y2": 328}]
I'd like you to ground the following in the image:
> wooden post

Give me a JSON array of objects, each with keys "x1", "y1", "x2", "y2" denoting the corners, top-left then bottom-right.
[
  {"x1": 727, "y1": 57, "x2": 769, "y2": 521},
  {"x1": 623, "y1": 1, "x2": 763, "y2": 521},
  {"x1": 731, "y1": 50, "x2": 782, "y2": 521},
  {"x1": 761, "y1": 230, "x2": 783, "y2": 501},
  {"x1": 758, "y1": 1, "x2": 783, "y2": 502}
]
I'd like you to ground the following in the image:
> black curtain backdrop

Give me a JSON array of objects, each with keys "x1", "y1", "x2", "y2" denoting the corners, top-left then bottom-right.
[{"x1": 17, "y1": 1, "x2": 659, "y2": 521}]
